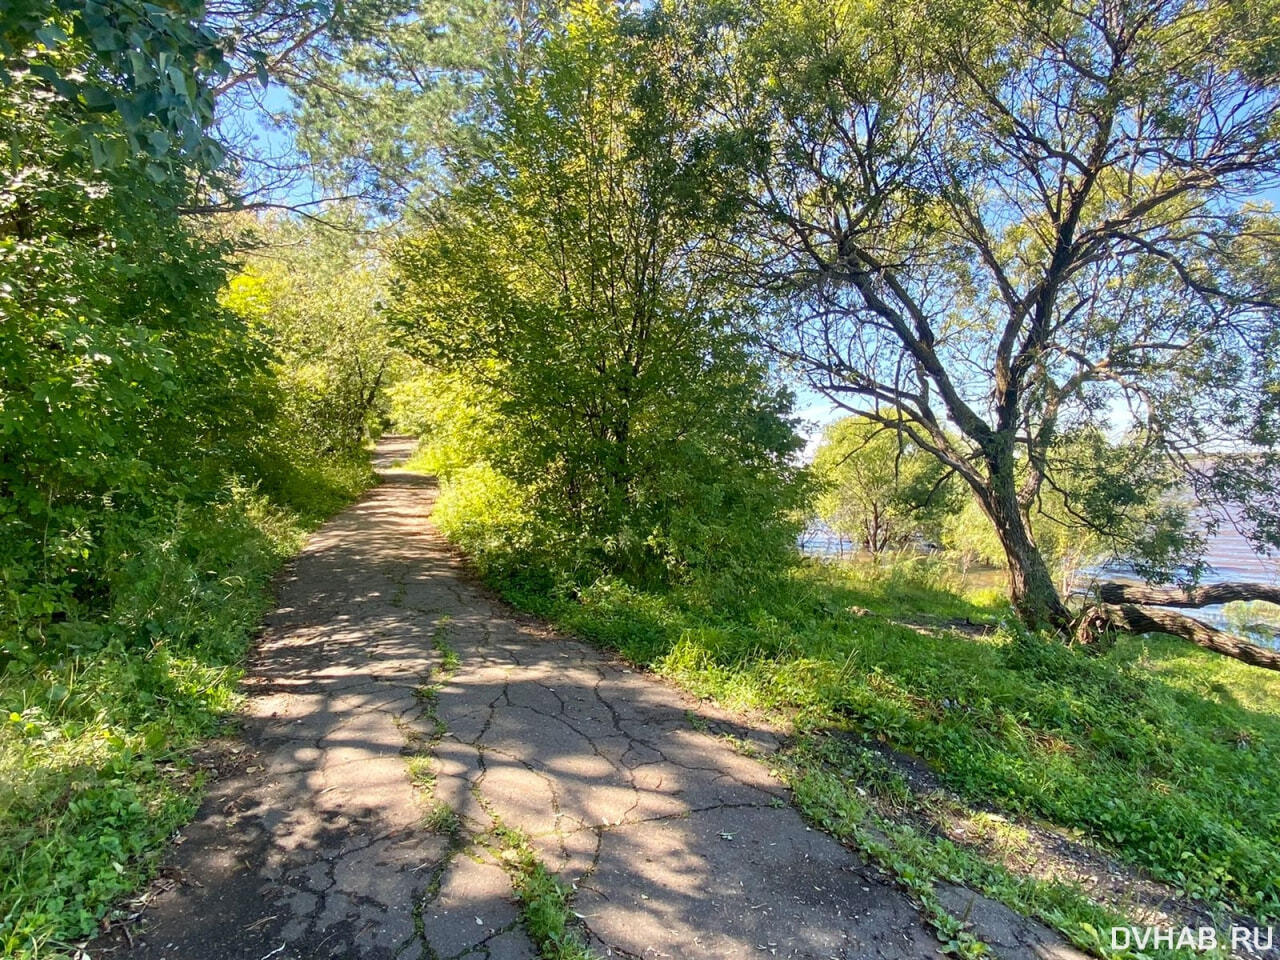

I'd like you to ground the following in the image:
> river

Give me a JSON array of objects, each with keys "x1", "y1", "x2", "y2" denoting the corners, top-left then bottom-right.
[
  {"x1": 800, "y1": 521, "x2": 1280, "y2": 644},
  {"x1": 1077, "y1": 520, "x2": 1280, "y2": 641}
]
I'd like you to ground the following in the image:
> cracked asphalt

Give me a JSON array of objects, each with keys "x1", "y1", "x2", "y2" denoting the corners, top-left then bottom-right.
[{"x1": 109, "y1": 438, "x2": 1085, "y2": 960}]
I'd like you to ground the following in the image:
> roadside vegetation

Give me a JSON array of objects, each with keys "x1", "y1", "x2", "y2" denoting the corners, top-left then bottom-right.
[
  {"x1": 0, "y1": 467, "x2": 367, "y2": 958},
  {"x1": 0, "y1": 10, "x2": 397, "y2": 952},
  {"x1": 8, "y1": 0, "x2": 1280, "y2": 956}
]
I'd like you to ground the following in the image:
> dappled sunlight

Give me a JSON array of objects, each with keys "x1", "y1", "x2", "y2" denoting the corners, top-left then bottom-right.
[{"x1": 106, "y1": 447, "x2": 1024, "y2": 959}]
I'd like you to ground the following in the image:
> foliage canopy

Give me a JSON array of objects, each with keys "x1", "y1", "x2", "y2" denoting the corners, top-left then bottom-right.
[{"x1": 392, "y1": 0, "x2": 807, "y2": 587}]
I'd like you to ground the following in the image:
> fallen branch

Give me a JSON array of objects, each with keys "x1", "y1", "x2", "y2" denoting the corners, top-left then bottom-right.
[
  {"x1": 1098, "y1": 581, "x2": 1280, "y2": 607},
  {"x1": 1075, "y1": 602, "x2": 1280, "y2": 671}
]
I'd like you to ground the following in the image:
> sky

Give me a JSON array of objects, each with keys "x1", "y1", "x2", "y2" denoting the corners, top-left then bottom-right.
[{"x1": 223, "y1": 67, "x2": 1280, "y2": 466}]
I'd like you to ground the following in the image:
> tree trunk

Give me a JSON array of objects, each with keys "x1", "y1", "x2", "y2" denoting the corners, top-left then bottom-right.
[
  {"x1": 1099, "y1": 582, "x2": 1280, "y2": 607},
  {"x1": 1076, "y1": 602, "x2": 1280, "y2": 671},
  {"x1": 978, "y1": 460, "x2": 1073, "y2": 631},
  {"x1": 1003, "y1": 528, "x2": 1072, "y2": 630}
]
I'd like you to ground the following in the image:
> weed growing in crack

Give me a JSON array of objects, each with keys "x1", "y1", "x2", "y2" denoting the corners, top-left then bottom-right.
[
  {"x1": 492, "y1": 825, "x2": 596, "y2": 960},
  {"x1": 412, "y1": 682, "x2": 447, "y2": 740},
  {"x1": 432, "y1": 621, "x2": 461, "y2": 675},
  {"x1": 409, "y1": 812, "x2": 470, "y2": 953},
  {"x1": 406, "y1": 755, "x2": 435, "y2": 794},
  {"x1": 423, "y1": 802, "x2": 461, "y2": 835},
  {"x1": 404, "y1": 681, "x2": 447, "y2": 812}
]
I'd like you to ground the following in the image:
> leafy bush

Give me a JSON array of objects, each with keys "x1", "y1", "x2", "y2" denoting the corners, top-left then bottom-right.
[
  {"x1": 1, "y1": 30, "x2": 270, "y2": 652},
  {"x1": 221, "y1": 221, "x2": 398, "y2": 460},
  {"x1": 392, "y1": 0, "x2": 808, "y2": 590}
]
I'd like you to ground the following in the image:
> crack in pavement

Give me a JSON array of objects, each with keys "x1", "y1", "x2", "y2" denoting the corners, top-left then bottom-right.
[{"x1": 99, "y1": 438, "x2": 1084, "y2": 960}]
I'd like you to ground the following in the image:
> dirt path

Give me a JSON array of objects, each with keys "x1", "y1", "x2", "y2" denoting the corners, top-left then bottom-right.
[{"x1": 108, "y1": 439, "x2": 1081, "y2": 960}]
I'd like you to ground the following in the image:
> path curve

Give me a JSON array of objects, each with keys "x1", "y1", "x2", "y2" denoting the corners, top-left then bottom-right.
[{"x1": 106, "y1": 439, "x2": 1080, "y2": 960}]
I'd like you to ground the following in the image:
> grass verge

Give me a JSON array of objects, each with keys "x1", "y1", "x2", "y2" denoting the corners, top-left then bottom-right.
[
  {"x1": 460, "y1": 556, "x2": 1280, "y2": 958},
  {"x1": 775, "y1": 734, "x2": 1167, "y2": 958},
  {"x1": 0, "y1": 461, "x2": 370, "y2": 959}
]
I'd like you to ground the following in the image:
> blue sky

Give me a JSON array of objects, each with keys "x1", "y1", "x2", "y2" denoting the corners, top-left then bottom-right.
[{"x1": 226, "y1": 83, "x2": 1279, "y2": 462}]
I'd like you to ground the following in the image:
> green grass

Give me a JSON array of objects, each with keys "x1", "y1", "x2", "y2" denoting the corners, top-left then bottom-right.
[
  {"x1": 493, "y1": 825, "x2": 596, "y2": 960},
  {"x1": 778, "y1": 734, "x2": 1195, "y2": 958},
  {"x1": 432, "y1": 619, "x2": 461, "y2": 674},
  {"x1": 482, "y1": 557, "x2": 1280, "y2": 946},
  {"x1": 423, "y1": 801, "x2": 461, "y2": 834},
  {"x1": 0, "y1": 460, "x2": 370, "y2": 959}
]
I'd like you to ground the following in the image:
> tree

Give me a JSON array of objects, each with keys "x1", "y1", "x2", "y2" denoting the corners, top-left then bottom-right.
[
  {"x1": 812, "y1": 417, "x2": 958, "y2": 554},
  {"x1": 707, "y1": 0, "x2": 1280, "y2": 629},
  {"x1": 942, "y1": 425, "x2": 1197, "y2": 595},
  {"x1": 1, "y1": 0, "x2": 230, "y2": 184},
  {"x1": 392, "y1": 0, "x2": 806, "y2": 583},
  {"x1": 198, "y1": 0, "x2": 447, "y2": 216},
  {"x1": 273, "y1": 0, "x2": 553, "y2": 217},
  {"x1": 0, "y1": 0, "x2": 274, "y2": 638},
  {"x1": 222, "y1": 219, "x2": 397, "y2": 457}
]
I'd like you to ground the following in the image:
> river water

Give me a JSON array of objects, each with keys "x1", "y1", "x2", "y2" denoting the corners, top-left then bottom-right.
[
  {"x1": 1077, "y1": 521, "x2": 1280, "y2": 640},
  {"x1": 800, "y1": 522, "x2": 1280, "y2": 643}
]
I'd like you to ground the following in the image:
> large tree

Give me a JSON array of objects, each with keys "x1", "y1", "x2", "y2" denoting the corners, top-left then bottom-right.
[
  {"x1": 271, "y1": 0, "x2": 555, "y2": 216},
  {"x1": 709, "y1": 0, "x2": 1280, "y2": 628},
  {"x1": 393, "y1": 0, "x2": 805, "y2": 583}
]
